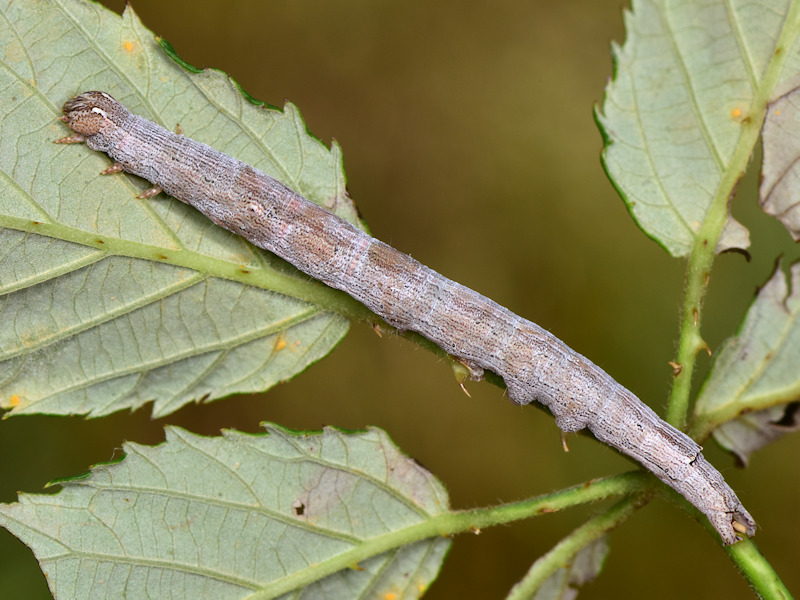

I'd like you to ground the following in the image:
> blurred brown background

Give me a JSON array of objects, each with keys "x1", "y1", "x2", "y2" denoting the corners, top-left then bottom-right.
[{"x1": 2, "y1": 1, "x2": 799, "y2": 598}]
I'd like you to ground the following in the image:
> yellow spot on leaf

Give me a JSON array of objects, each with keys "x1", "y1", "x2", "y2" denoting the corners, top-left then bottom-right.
[
  {"x1": 274, "y1": 335, "x2": 287, "y2": 351},
  {"x1": 122, "y1": 41, "x2": 135, "y2": 53},
  {"x1": 383, "y1": 594, "x2": 398, "y2": 600},
  {"x1": 9, "y1": 395, "x2": 20, "y2": 407},
  {"x1": 731, "y1": 107, "x2": 742, "y2": 119}
]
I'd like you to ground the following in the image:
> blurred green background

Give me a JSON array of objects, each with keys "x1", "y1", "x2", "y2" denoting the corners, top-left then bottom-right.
[{"x1": 2, "y1": 1, "x2": 799, "y2": 598}]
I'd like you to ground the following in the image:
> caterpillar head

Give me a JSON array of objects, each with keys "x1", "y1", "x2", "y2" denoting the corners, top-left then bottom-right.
[{"x1": 60, "y1": 91, "x2": 130, "y2": 137}]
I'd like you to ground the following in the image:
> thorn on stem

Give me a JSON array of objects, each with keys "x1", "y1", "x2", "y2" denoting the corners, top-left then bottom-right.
[{"x1": 668, "y1": 361, "x2": 683, "y2": 377}]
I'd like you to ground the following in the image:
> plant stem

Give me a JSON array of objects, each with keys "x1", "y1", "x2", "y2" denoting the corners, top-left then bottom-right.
[
  {"x1": 506, "y1": 494, "x2": 650, "y2": 600},
  {"x1": 725, "y1": 540, "x2": 794, "y2": 600},
  {"x1": 667, "y1": 237, "x2": 715, "y2": 429},
  {"x1": 250, "y1": 472, "x2": 650, "y2": 599}
]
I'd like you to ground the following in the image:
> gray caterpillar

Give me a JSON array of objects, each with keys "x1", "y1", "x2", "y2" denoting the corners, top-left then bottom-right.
[{"x1": 57, "y1": 91, "x2": 755, "y2": 544}]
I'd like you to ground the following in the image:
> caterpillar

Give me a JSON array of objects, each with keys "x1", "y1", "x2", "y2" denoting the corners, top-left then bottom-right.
[{"x1": 56, "y1": 91, "x2": 755, "y2": 544}]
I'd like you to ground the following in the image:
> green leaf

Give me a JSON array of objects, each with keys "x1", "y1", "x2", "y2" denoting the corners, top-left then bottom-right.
[
  {"x1": 0, "y1": 0, "x2": 364, "y2": 417},
  {"x1": 531, "y1": 537, "x2": 608, "y2": 600},
  {"x1": 597, "y1": 0, "x2": 800, "y2": 257},
  {"x1": 0, "y1": 425, "x2": 451, "y2": 599},
  {"x1": 692, "y1": 263, "x2": 800, "y2": 459}
]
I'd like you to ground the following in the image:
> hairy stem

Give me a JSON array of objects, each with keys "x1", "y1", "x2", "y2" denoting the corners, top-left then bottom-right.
[
  {"x1": 666, "y1": 228, "x2": 717, "y2": 429},
  {"x1": 725, "y1": 540, "x2": 794, "y2": 600},
  {"x1": 249, "y1": 472, "x2": 651, "y2": 599}
]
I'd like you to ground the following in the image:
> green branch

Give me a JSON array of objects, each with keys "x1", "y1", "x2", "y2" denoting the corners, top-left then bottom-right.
[
  {"x1": 250, "y1": 472, "x2": 650, "y2": 599},
  {"x1": 725, "y1": 541, "x2": 794, "y2": 600}
]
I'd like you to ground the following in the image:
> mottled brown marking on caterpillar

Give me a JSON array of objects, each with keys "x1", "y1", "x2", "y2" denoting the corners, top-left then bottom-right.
[{"x1": 56, "y1": 91, "x2": 756, "y2": 544}]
